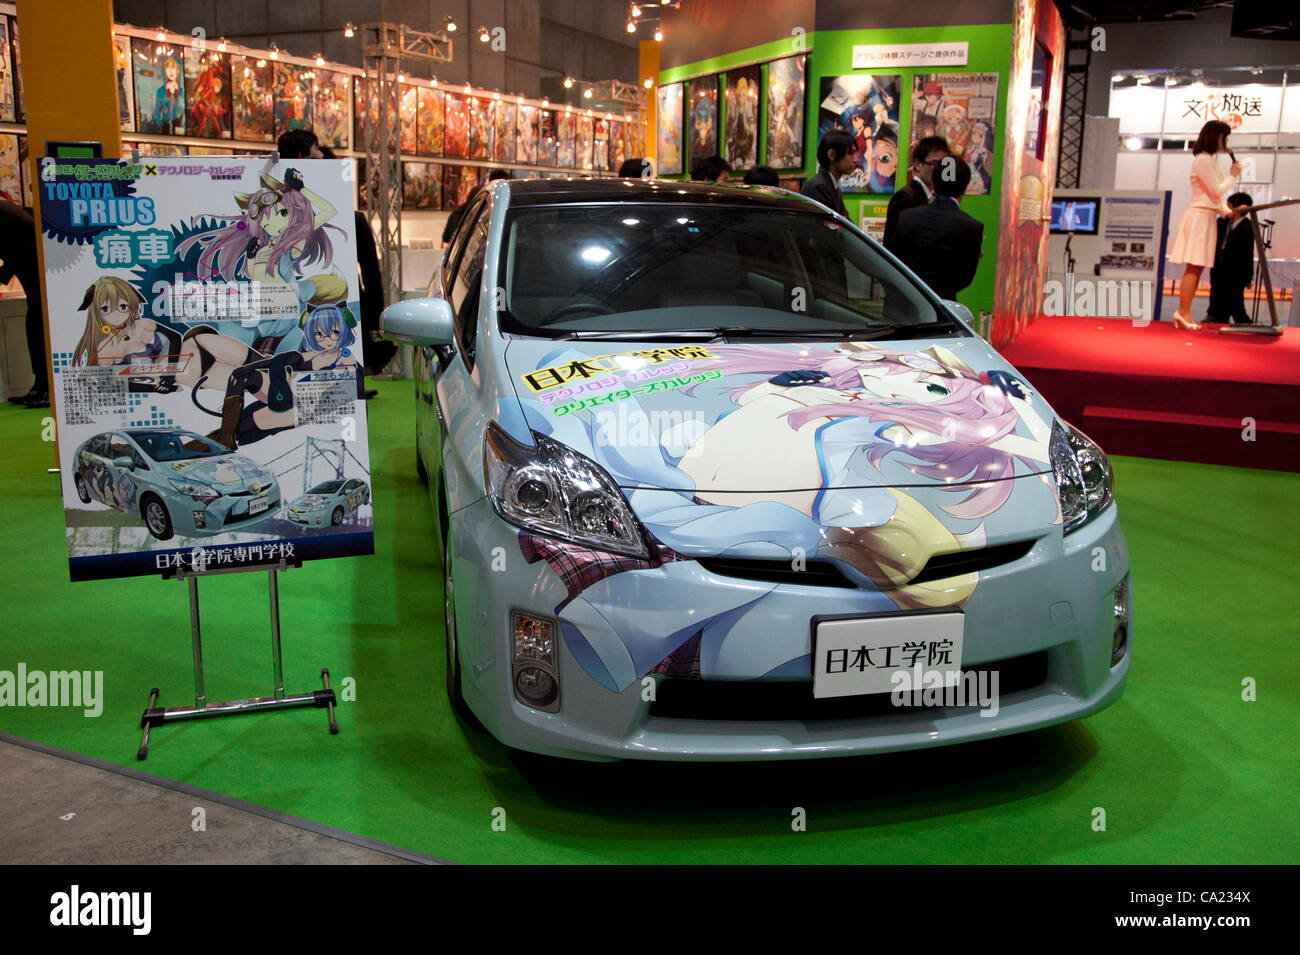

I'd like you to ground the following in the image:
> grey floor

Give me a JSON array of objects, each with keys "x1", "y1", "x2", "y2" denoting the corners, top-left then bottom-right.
[{"x1": 0, "y1": 738, "x2": 440, "y2": 864}]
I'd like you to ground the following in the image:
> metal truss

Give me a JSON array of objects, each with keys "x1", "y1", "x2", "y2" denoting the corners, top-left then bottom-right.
[
  {"x1": 361, "y1": 23, "x2": 454, "y2": 304},
  {"x1": 1057, "y1": 26, "x2": 1091, "y2": 188}
]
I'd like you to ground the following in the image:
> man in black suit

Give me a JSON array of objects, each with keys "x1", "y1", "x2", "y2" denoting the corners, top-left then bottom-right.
[
  {"x1": 883, "y1": 135, "x2": 950, "y2": 252},
  {"x1": 891, "y1": 156, "x2": 983, "y2": 302},
  {"x1": 1206, "y1": 192, "x2": 1255, "y2": 324},
  {"x1": 0, "y1": 200, "x2": 47, "y2": 407},
  {"x1": 801, "y1": 129, "x2": 857, "y2": 217}
]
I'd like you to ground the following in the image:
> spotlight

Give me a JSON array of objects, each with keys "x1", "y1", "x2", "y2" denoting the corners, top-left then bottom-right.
[
  {"x1": 584, "y1": 88, "x2": 593, "y2": 99},
  {"x1": 632, "y1": 4, "x2": 642, "y2": 16},
  {"x1": 643, "y1": 77, "x2": 653, "y2": 89},
  {"x1": 1124, "y1": 136, "x2": 1142, "y2": 151},
  {"x1": 256, "y1": 58, "x2": 267, "y2": 67},
  {"x1": 315, "y1": 54, "x2": 325, "y2": 66},
  {"x1": 269, "y1": 43, "x2": 279, "y2": 60},
  {"x1": 397, "y1": 73, "x2": 404, "y2": 83},
  {"x1": 655, "y1": 29, "x2": 663, "y2": 41},
  {"x1": 443, "y1": 16, "x2": 458, "y2": 33},
  {"x1": 627, "y1": 21, "x2": 637, "y2": 33},
  {"x1": 155, "y1": 28, "x2": 166, "y2": 40},
  {"x1": 343, "y1": 22, "x2": 355, "y2": 38},
  {"x1": 478, "y1": 27, "x2": 491, "y2": 43},
  {"x1": 217, "y1": 39, "x2": 227, "y2": 52},
  {"x1": 564, "y1": 76, "x2": 574, "y2": 89}
]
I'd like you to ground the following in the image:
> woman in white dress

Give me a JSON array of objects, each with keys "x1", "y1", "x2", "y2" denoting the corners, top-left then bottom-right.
[{"x1": 1169, "y1": 120, "x2": 1241, "y2": 329}]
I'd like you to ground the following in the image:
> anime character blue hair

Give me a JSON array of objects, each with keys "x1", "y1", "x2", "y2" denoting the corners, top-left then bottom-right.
[{"x1": 301, "y1": 302, "x2": 357, "y2": 353}]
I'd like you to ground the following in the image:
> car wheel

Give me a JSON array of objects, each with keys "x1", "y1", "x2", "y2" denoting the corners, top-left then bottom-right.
[
  {"x1": 142, "y1": 495, "x2": 174, "y2": 541},
  {"x1": 331, "y1": 506, "x2": 344, "y2": 526},
  {"x1": 74, "y1": 475, "x2": 91, "y2": 504}
]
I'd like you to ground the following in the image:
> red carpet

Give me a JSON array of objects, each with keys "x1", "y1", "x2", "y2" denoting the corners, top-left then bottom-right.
[{"x1": 1000, "y1": 316, "x2": 1300, "y2": 471}]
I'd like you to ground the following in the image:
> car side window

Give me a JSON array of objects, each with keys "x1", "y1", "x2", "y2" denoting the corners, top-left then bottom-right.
[
  {"x1": 107, "y1": 437, "x2": 134, "y2": 464},
  {"x1": 442, "y1": 196, "x2": 487, "y2": 293},
  {"x1": 448, "y1": 215, "x2": 489, "y2": 370}
]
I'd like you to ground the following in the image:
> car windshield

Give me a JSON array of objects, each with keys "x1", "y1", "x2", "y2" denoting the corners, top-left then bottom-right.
[
  {"x1": 309, "y1": 482, "x2": 343, "y2": 493},
  {"x1": 499, "y1": 203, "x2": 963, "y2": 340},
  {"x1": 133, "y1": 431, "x2": 228, "y2": 461}
]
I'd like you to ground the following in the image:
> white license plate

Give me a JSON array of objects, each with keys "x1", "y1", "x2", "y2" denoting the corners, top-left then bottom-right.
[
  {"x1": 249, "y1": 496, "x2": 269, "y2": 515},
  {"x1": 813, "y1": 612, "x2": 964, "y2": 699}
]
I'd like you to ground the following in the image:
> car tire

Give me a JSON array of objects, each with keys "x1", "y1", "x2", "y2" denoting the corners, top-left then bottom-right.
[
  {"x1": 74, "y1": 475, "x2": 91, "y2": 504},
  {"x1": 331, "y1": 506, "x2": 344, "y2": 526},
  {"x1": 142, "y1": 495, "x2": 174, "y2": 541}
]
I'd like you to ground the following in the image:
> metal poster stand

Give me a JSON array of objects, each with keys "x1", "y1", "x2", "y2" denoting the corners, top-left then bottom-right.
[
  {"x1": 137, "y1": 559, "x2": 339, "y2": 760},
  {"x1": 1220, "y1": 196, "x2": 1300, "y2": 337}
]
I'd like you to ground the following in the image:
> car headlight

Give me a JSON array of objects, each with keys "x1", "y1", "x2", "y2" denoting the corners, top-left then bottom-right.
[
  {"x1": 484, "y1": 422, "x2": 649, "y2": 558},
  {"x1": 1050, "y1": 420, "x2": 1114, "y2": 533},
  {"x1": 169, "y1": 479, "x2": 219, "y2": 503}
]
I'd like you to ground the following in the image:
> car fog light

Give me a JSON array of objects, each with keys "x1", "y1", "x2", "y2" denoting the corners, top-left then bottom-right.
[
  {"x1": 512, "y1": 611, "x2": 556, "y2": 667},
  {"x1": 515, "y1": 665, "x2": 559, "y2": 708},
  {"x1": 1111, "y1": 625, "x2": 1128, "y2": 665}
]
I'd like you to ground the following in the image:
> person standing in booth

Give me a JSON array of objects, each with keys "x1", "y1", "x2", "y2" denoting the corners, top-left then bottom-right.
[
  {"x1": 802, "y1": 130, "x2": 857, "y2": 217},
  {"x1": 1206, "y1": 192, "x2": 1255, "y2": 325},
  {"x1": 1168, "y1": 120, "x2": 1240, "y2": 330},
  {"x1": 891, "y1": 156, "x2": 983, "y2": 303},
  {"x1": 883, "y1": 135, "x2": 950, "y2": 252}
]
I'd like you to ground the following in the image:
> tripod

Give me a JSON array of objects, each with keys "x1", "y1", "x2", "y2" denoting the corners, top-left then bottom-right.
[{"x1": 1249, "y1": 218, "x2": 1275, "y2": 324}]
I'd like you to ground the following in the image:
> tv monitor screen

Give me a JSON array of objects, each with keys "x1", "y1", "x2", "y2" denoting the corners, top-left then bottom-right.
[{"x1": 1050, "y1": 197, "x2": 1099, "y2": 234}]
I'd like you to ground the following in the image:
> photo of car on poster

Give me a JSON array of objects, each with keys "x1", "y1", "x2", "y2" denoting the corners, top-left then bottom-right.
[{"x1": 39, "y1": 157, "x2": 374, "y2": 581}]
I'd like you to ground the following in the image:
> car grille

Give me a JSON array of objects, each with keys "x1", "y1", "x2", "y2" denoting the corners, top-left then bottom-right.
[
  {"x1": 648, "y1": 651, "x2": 1049, "y2": 722},
  {"x1": 694, "y1": 539, "x2": 1037, "y2": 589}
]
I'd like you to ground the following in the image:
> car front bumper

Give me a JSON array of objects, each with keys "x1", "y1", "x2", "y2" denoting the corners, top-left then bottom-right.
[{"x1": 450, "y1": 496, "x2": 1131, "y2": 762}]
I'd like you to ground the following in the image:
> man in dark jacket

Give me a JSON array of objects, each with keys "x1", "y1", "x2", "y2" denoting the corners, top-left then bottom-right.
[
  {"x1": 801, "y1": 129, "x2": 857, "y2": 217},
  {"x1": 883, "y1": 135, "x2": 950, "y2": 252},
  {"x1": 1206, "y1": 192, "x2": 1255, "y2": 324},
  {"x1": 891, "y1": 156, "x2": 983, "y2": 302},
  {"x1": 0, "y1": 200, "x2": 47, "y2": 407}
]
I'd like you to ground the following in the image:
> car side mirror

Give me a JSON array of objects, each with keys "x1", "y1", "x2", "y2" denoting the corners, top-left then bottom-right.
[
  {"x1": 381, "y1": 297, "x2": 456, "y2": 347},
  {"x1": 113, "y1": 456, "x2": 135, "y2": 471},
  {"x1": 944, "y1": 301, "x2": 975, "y2": 327}
]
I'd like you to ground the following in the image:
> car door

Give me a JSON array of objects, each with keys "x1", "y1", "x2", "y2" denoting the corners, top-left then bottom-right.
[
  {"x1": 432, "y1": 194, "x2": 491, "y2": 512},
  {"x1": 81, "y1": 435, "x2": 113, "y2": 505}
]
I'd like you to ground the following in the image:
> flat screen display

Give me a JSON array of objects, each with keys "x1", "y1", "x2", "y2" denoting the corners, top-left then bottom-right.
[{"x1": 1050, "y1": 197, "x2": 1099, "y2": 234}]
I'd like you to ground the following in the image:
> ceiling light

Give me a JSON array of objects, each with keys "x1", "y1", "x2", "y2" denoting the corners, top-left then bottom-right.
[
  {"x1": 627, "y1": 21, "x2": 636, "y2": 33},
  {"x1": 155, "y1": 28, "x2": 166, "y2": 40},
  {"x1": 343, "y1": 23, "x2": 355, "y2": 38},
  {"x1": 564, "y1": 76, "x2": 574, "y2": 89},
  {"x1": 632, "y1": 4, "x2": 642, "y2": 16},
  {"x1": 643, "y1": 77, "x2": 653, "y2": 89},
  {"x1": 315, "y1": 54, "x2": 325, "y2": 66},
  {"x1": 1125, "y1": 136, "x2": 1142, "y2": 151},
  {"x1": 584, "y1": 88, "x2": 593, "y2": 98},
  {"x1": 655, "y1": 29, "x2": 663, "y2": 41},
  {"x1": 269, "y1": 43, "x2": 279, "y2": 60},
  {"x1": 217, "y1": 39, "x2": 227, "y2": 52},
  {"x1": 443, "y1": 17, "x2": 458, "y2": 32},
  {"x1": 479, "y1": 27, "x2": 491, "y2": 43}
]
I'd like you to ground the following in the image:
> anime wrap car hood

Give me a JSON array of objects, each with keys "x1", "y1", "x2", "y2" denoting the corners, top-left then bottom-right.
[
  {"x1": 166, "y1": 454, "x2": 275, "y2": 493},
  {"x1": 504, "y1": 336, "x2": 1056, "y2": 493},
  {"x1": 292, "y1": 494, "x2": 331, "y2": 507}
]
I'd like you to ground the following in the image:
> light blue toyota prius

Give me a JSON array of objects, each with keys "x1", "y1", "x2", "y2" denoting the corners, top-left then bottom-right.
[{"x1": 383, "y1": 178, "x2": 1130, "y2": 762}]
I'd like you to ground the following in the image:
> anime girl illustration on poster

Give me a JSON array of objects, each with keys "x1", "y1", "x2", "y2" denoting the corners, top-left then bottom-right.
[
  {"x1": 467, "y1": 97, "x2": 492, "y2": 160},
  {"x1": 41, "y1": 157, "x2": 372, "y2": 580},
  {"x1": 593, "y1": 118, "x2": 610, "y2": 172},
  {"x1": 817, "y1": 74, "x2": 901, "y2": 194},
  {"x1": 495, "y1": 102, "x2": 516, "y2": 163},
  {"x1": 402, "y1": 162, "x2": 443, "y2": 209},
  {"x1": 656, "y1": 83, "x2": 683, "y2": 175},
  {"x1": 688, "y1": 77, "x2": 718, "y2": 165},
  {"x1": 443, "y1": 92, "x2": 469, "y2": 157},
  {"x1": 538, "y1": 109, "x2": 558, "y2": 166},
  {"x1": 184, "y1": 48, "x2": 232, "y2": 139},
  {"x1": 766, "y1": 54, "x2": 805, "y2": 170},
  {"x1": 273, "y1": 62, "x2": 312, "y2": 135},
  {"x1": 7, "y1": 16, "x2": 22, "y2": 120},
  {"x1": 399, "y1": 83, "x2": 419, "y2": 154},
  {"x1": 417, "y1": 86, "x2": 445, "y2": 155},
  {"x1": 576, "y1": 114, "x2": 594, "y2": 170},
  {"x1": 909, "y1": 73, "x2": 998, "y2": 195},
  {"x1": 609, "y1": 120, "x2": 625, "y2": 171},
  {"x1": 515, "y1": 105, "x2": 538, "y2": 164},
  {"x1": 0, "y1": 17, "x2": 15, "y2": 124},
  {"x1": 133, "y1": 38, "x2": 185, "y2": 135},
  {"x1": 231, "y1": 54, "x2": 274, "y2": 141},
  {"x1": 725, "y1": 66, "x2": 760, "y2": 171},
  {"x1": 113, "y1": 35, "x2": 136, "y2": 131},
  {"x1": 313, "y1": 70, "x2": 351, "y2": 149},
  {"x1": 0, "y1": 133, "x2": 20, "y2": 204},
  {"x1": 556, "y1": 111, "x2": 576, "y2": 167}
]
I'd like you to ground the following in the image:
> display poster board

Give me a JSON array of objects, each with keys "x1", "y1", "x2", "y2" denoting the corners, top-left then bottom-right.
[
  {"x1": 817, "y1": 73, "x2": 901, "y2": 194},
  {"x1": 765, "y1": 54, "x2": 805, "y2": 171},
  {"x1": 688, "y1": 75, "x2": 719, "y2": 165},
  {"x1": 656, "y1": 83, "x2": 684, "y2": 175},
  {"x1": 910, "y1": 72, "x2": 999, "y2": 195},
  {"x1": 40, "y1": 157, "x2": 374, "y2": 582},
  {"x1": 184, "y1": 47, "x2": 233, "y2": 140},
  {"x1": 724, "y1": 65, "x2": 760, "y2": 171}
]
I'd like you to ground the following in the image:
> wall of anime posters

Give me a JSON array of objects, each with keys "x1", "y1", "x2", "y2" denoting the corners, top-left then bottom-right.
[
  {"x1": 113, "y1": 35, "x2": 136, "y2": 132},
  {"x1": 133, "y1": 38, "x2": 186, "y2": 135},
  {"x1": 184, "y1": 48, "x2": 233, "y2": 139},
  {"x1": 516, "y1": 105, "x2": 539, "y2": 164},
  {"x1": 273, "y1": 62, "x2": 312, "y2": 135},
  {"x1": 656, "y1": 83, "x2": 684, "y2": 175},
  {"x1": 910, "y1": 72, "x2": 999, "y2": 195},
  {"x1": 313, "y1": 70, "x2": 351, "y2": 150},
  {"x1": 39, "y1": 157, "x2": 372, "y2": 581},
  {"x1": 688, "y1": 76, "x2": 719, "y2": 165},
  {"x1": 765, "y1": 54, "x2": 805, "y2": 170},
  {"x1": 724, "y1": 66, "x2": 760, "y2": 172},
  {"x1": 443, "y1": 92, "x2": 469, "y2": 158},
  {"x1": 817, "y1": 74, "x2": 901, "y2": 194},
  {"x1": 417, "y1": 86, "x2": 445, "y2": 155},
  {"x1": 231, "y1": 55, "x2": 274, "y2": 142}
]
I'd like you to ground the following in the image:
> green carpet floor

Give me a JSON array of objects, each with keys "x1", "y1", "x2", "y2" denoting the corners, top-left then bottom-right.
[{"x1": 1, "y1": 381, "x2": 1296, "y2": 864}]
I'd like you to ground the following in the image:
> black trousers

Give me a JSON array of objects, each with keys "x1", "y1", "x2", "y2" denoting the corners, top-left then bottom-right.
[
  {"x1": 1206, "y1": 269, "x2": 1252, "y2": 324},
  {"x1": 16, "y1": 267, "x2": 47, "y2": 391}
]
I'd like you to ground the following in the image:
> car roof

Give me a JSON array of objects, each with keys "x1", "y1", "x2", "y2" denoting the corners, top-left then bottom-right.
[{"x1": 498, "y1": 176, "x2": 821, "y2": 213}]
